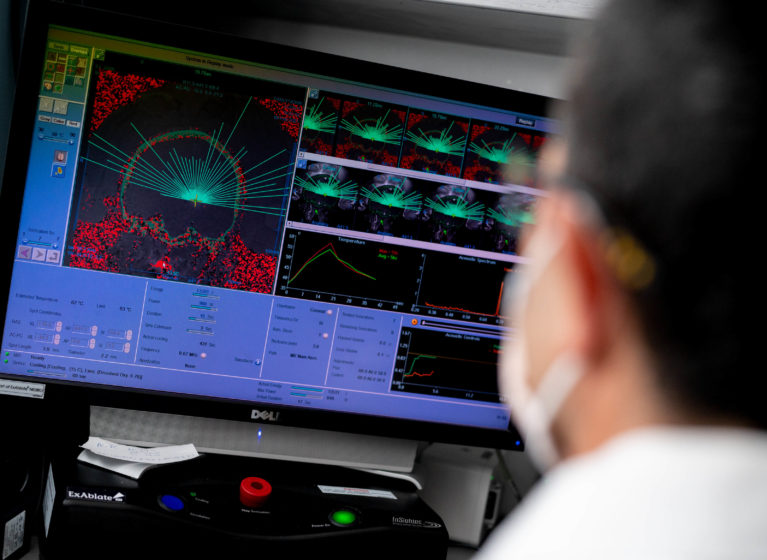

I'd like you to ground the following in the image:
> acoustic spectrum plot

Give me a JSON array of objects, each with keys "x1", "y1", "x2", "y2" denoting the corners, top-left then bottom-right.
[
  {"x1": 391, "y1": 327, "x2": 503, "y2": 402},
  {"x1": 423, "y1": 278, "x2": 505, "y2": 318},
  {"x1": 411, "y1": 251, "x2": 514, "y2": 325}
]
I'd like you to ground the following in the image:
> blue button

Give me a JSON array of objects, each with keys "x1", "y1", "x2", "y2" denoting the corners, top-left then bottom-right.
[{"x1": 160, "y1": 494, "x2": 185, "y2": 511}]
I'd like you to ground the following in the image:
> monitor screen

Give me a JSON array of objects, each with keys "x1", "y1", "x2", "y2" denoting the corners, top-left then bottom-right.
[{"x1": 0, "y1": 2, "x2": 555, "y2": 449}]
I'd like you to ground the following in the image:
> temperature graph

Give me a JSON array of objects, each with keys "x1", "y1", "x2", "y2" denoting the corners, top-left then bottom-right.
[
  {"x1": 287, "y1": 242, "x2": 377, "y2": 284},
  {"x1": 392, "y1": 327, "x2": 503, "y2": 402},
  {"x1": 276, "y1": 229, "x2": 422, "y2": 310}
]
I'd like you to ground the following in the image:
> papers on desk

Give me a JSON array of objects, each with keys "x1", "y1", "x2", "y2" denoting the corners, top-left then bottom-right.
[{"x1": 77, "y1": 437, "x2": 199, "y2": 479}]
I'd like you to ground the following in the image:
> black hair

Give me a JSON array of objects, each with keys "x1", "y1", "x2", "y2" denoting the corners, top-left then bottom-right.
[{"x1": 564, "y1": 0, "x2": 764, "y2": 427}]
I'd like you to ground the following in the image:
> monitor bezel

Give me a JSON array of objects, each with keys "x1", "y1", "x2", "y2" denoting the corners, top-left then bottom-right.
[{"x1": 0, "y1": 0, "x2": 553, "y2": 450}]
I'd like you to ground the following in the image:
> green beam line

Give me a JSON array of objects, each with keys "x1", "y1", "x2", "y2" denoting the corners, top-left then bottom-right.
[
  {"x1": 340, "y1": 109, "x2": 403, "y2": 145},
  {"x1": 295, "y1": 175, "x2": 358, "y2": 201},
  {"x1": 487, "y1": 206, "x2": 535, "y2": 227},
  {"x1": 425, "y1": 197, "x2": 486, "y2": 221},
  {"x1": 303, "y1": 98, "x2": 337, "y2": 134},
  {"x1": 469, "y1": 133, "x2": 533, "y2": 166},
  {"x1": 361, "y1": 187, "x2": 422, "y2": 211},
  {"x1": 86, "y1": 116, "x2": 292, "y2": 216},
  {"x1": 406, "y1": 120, "x2": 466, "y2": 156}
]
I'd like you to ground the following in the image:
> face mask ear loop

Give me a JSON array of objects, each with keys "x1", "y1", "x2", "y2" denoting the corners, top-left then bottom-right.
[
  {"x1": 534, "y1": 354, "x2": 586, "y2": 419},
  {"x1": 520, "y1": 354, "x2": 586, "y2": 469}
]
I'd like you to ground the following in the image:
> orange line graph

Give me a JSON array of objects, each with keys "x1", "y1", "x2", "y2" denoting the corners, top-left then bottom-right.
[
  {"x1": 288, "y1": 242, "x2": 376, "y2": 284},
  {"x1": 424, "y1": 280, "x2": 505, "y2": 317},
  {"x1": 404, "y1": 370, "x2": 434, "y2": 378}
]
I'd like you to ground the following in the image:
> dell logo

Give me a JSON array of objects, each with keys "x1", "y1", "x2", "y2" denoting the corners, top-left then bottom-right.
[{"x1": 251, "y1": 409, "x2": 280, "y2": 422}]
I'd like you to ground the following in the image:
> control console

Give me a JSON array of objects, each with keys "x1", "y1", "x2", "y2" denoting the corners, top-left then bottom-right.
[{"x1": 40, "y1": 450, "x2": 448, "y2": 559}]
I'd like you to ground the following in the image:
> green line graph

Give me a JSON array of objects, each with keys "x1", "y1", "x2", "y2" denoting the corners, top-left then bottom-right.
[
  {"x1": 288, "y1": 241, "x2": 376, "y2": 285},
  {"x1": 404, "y1": 354, "x2": 437, "y2": 377}
]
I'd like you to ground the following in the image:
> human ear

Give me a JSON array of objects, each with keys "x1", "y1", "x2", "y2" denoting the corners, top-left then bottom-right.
[{"x1": 552, "y1": 190, "x2": 619, "y2": 366}]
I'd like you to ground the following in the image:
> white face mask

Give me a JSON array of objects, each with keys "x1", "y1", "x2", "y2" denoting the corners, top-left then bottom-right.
[{"x1": 499, "y1": 215, "x2": 586, "y2": 472}]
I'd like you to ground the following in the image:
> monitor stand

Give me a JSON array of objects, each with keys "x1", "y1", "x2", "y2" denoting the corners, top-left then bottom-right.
[{"x1": 89, "y1": 406, "x2": 419, "y2": 472}]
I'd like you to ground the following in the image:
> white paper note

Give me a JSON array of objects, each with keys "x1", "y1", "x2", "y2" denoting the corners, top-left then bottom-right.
[
  {"x1": 80, "y1": 437, "x2": 199, "y2": 464},
  {"x1": 77, "y1": 449, "x2": 156, "y2": 479}
]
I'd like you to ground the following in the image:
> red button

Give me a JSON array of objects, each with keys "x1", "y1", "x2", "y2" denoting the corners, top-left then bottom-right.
[{"x1": 240, "y1": 477, "x2": 272, "y2": 507}]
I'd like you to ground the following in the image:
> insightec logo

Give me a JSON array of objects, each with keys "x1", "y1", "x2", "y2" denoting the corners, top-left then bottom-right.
[
  {"x1": 67, "y1": 489, "x2": 125, "y2": 503},
  {"x1": 392, "y1": 516, "x2": 442, "y2": 529}
]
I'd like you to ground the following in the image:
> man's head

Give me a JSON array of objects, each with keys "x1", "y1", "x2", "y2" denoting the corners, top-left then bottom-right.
[{"x1": 501, "y1": 0, "x2": 764, "y2": 468}]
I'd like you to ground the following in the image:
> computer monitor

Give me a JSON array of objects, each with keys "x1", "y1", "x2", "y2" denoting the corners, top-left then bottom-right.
[{"x1": 0, "y1": 1, "x2": 556, "y2": 460}]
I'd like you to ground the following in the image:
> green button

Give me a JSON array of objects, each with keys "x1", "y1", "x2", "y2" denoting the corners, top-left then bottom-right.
[{"x1": 331, "y1": 509, "x2": 357, "y2": 526}]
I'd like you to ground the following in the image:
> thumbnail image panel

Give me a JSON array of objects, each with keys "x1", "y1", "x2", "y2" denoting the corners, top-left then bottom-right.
[
  {"x1": 399, "y1": 110, "x2": 469, "y2": 177},
  {"x1": 419, "y1": 183, "x2": 493, "y2": 248},
  {"x1": 355, "y1": 172, "x2": 427, "y2": 239},
  {"x1": 288, "y1": 161, "x2": 429, "y2": 239},
  {"x1": 299, "y1": 93, "x2": 342, "y2": 156},
  {"x1": 463, "y1": 120, "x2": 542, "y2": 186},
  {"x1": 334, "y1": 97, "x2": 406, "y2": 166},
  {"x1": 64, "y1": 54, "x2": 305, "y2": 293},
  {"x1": 288, "y1": 161, "x2": 364, "y2": 229},
  {"x1": 288, "y1": 170, "x2": 542, "y2": 256},
  {"x1": 484, "y1": 190, "x2": 538, "y2": 254}
]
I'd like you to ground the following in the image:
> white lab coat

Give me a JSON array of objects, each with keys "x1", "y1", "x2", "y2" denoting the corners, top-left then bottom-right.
[{"x1": 475, "y1": 427, "x2": 767, "y2": 559}]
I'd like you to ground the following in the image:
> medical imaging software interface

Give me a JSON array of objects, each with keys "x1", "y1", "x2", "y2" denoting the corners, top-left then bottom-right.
[{"x1": 1, "y1": 26, "x2": 554, "y2": 433}]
